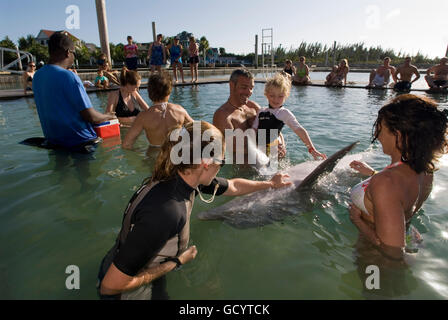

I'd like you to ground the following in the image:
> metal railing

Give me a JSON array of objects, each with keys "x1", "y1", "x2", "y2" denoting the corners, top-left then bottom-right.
[{"x1": 0, "y1": 47, "x2": 34, "y2": 74}]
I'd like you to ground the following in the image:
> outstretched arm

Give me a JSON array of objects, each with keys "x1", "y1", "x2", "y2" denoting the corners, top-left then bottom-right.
[
  {"x1": 223, "y1": 172, "x2": 292, "y2": 196},
  {"x1": 292, "y1": 127, "x2": 326, "y2": 160}
]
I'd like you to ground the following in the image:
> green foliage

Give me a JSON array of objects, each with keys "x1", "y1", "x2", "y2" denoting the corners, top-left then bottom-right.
[{"x1": 0, "y1": 36, "x2": 18, "y2": 65}]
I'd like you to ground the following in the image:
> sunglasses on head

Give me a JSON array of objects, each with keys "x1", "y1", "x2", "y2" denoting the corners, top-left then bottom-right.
[{"x1": 213, "y1": 158, "x2": 226, "y2": 168}]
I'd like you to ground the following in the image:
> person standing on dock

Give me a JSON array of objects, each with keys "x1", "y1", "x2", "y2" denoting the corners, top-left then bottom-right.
[
  {"x1": 425, "y1": 57, "x2": 448, "y2": 90},
  {"x1": 366, "y1": 57, "x2": 397, "y2": 88},
  {"x1": 188, "y1": 36, "x2": 199, "y2": 83},
  {"x1": 393, "y1": 57, "x2": 420, "y2": 92},
  {"x1": 32, "y1": 32, "x2": 116, "y2": 152},
  {"x1": 147, "y1": 34, "x2": 166, "y2": 74},
  {"x1": 167, "y1": 37, "x2": 185, "y2": 83},
  {"x1": 124, "y1": 36, "x2": 139, "y2": 71}
]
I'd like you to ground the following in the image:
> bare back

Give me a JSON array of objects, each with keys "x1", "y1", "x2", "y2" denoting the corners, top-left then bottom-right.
[{"x1": 122, "y1": 103, "x2": 193, "y2": 148}]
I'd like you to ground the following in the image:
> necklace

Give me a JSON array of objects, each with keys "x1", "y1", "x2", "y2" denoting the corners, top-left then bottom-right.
[{"x1": 228, "y1": 100, "x2": 244, "y2": 111}]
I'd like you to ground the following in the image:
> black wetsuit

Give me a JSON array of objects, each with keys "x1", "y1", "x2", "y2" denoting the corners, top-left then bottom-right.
[
  {"x1": 115, "y1": 90, "x2": 140, "y2": 118},
  {"x1": 257, "y1": 105, "x2": 285, "y2": 144},
  {"x1": 393, "y1": 81, "x2": 411, "y2": 92},
  {"x1": 97, "y1": 173, "x2": 228, "y2": 300},
  {"x1": 283, "y1": 67, "x2": 293, "y2": 76}
]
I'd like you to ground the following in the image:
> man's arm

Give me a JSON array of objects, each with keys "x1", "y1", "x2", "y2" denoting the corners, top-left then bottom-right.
[
  {"x1": 390, "y1": 66, "x2": 398, "y2": 83},
  {"x1": 411, "y1": 66, "x2": 420, "y2": 83},
  {"x1": 80, "y1": 107, "x2": 116, "y2": 124}
]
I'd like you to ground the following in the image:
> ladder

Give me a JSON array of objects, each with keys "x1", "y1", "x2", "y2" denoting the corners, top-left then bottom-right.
[
  {"x1": 0, "y1": 47, "x2": 34, "y2": 74},
  {"x1": 261, "y1": 28, "x2": 275, "y2": 78}
]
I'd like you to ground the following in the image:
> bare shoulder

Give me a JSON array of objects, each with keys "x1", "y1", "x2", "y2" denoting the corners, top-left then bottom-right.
[{"x1": 246, "y1": 100, "x2": 261, "y2": 111}]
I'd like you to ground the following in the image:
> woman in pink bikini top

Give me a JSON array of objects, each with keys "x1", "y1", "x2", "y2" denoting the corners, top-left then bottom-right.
[{"x1": 348, "y1": 94, "x2": 447, "y2": 259}]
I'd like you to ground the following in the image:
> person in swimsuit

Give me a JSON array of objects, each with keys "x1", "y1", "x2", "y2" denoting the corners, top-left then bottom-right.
[
  {"x1": 325, "y1": 65, "x2": 338, "y2": 86},
  {"x1": 95, "y1": 70, "x2": 110, "y2": 89},
  {"x1": 122, "y1": 71, "x2": 193, "y2": 149},
  {"x1": 124, "y1": 36, "x2": 139, "y2": 71},
  {"x1": 188, "y1": 36, "x2": 199, "y2": 83},
  {"x1": 348, "y1": 94, "x2": 448, "y2": 260},
  {"x1": 366, "y1": 57, "x2": 397, "y2": 88},
  {"x1": 98, "y1": 120, "x2": 292, "y2": 299},
  {"x1": 326, "y1": 59, "x2": 349, "y2": 86},
  {"x1": 425, "y1": 57, "x2": 448, "y2": 90},
  {"x1": 97, "y1": 53, "x2": 120, "y2": 86},
  {"x1": 283, "y1": 59, "x2": 296, "y2": 77},
  {"x1": 106, "y1": 67, "x2": 149, "y2": 127},
  {"x1": 393, "y1": 57, "x2": 420, "y2": 93},
  {"x1": 23, "y1": 61, "x2": 36, "y2": 95},
  {"x1": 167, "y1": 37, "x2": 185, "y2": 83},
  {"x1": 252, "y1": 72, "x2": 326, "y2": 160},
  {"x1": 292, "y1": 56, "x2": 311, "y2": 85},
  {"x1": 147, "y1": 34, "x2": 166, "y2": 74}
]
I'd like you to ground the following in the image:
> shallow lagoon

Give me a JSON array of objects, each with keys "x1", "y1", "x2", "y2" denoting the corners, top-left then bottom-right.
[{"x1": 0, "y1": 82, "x2": 447, "y2": 299}]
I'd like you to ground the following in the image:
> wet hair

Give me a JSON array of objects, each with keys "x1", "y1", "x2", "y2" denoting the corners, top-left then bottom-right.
[
  {"x1": 372, "y1": 94, "x2": 448, "y2": 173},
  {"x1": 127, "y1": 36, "x2": 132, "y2": 40},
  {"x1": 229, "y1": 68, "x2": 254, "y2": 84},
  {"x1": 147, "y1": 71, "x2": 172, "y2": 102},
  {"x1": 150, "y1": 121, "x2": 224, "y2": 182},
  {"x1": 265, "y1": 72, "x2": 291, "y2": 97},
  {"x1": 120, "y1": 67, "x2": 141, "y2": 86},
  {"x1": 48, "y1": 32, "x2": 74, "y2": 60}
]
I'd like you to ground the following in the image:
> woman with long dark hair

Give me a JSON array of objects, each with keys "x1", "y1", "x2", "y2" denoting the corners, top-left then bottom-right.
[{"x1": 349, "y1": 94, "x2": 448, "y2": 260}]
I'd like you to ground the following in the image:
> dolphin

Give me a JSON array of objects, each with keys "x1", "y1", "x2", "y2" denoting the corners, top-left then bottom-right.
[{"x1": 197, "y1": 141, "x2": 359, "y2": 228}]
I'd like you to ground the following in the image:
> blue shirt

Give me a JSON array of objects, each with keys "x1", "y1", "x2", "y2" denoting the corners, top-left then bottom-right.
[{"x1": 33, "y1": 64, "x2": 97, "y2": 147}]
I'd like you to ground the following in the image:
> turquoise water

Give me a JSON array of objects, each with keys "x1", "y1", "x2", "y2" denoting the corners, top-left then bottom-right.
[{"x1": 0, "y1": 83, "x2": 447, "y2": 299}]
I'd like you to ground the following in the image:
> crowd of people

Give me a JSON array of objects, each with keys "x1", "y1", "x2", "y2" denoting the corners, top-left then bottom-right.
[
  {"x1": 286, "y1": 56, "x2": 448, "y2": 92},
  {"x1": 29, "y1": 32, "x2": 448, "y2": 300}
]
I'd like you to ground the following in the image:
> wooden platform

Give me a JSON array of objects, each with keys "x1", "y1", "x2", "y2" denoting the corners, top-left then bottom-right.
[{"x1": 0, "y1": 78, "x2": 444, "y2": 101}]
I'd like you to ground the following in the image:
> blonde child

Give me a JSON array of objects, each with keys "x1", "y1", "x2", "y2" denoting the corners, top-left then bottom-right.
[{"x1": 252, "y1": 72, "x2": 326, "y2": 160}]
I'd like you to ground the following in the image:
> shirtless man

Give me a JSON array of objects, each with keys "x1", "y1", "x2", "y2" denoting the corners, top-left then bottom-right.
[
  {"x1": 425, "y1": 57, "x2": 448, "y2": 90},
  {"x1": 122, "y1": 72, "x2": 193, "y2": 149},
  {"x1": 213, "y1": 69, "x2": 285, "y2": 163},
  {"x1": 393, "y1": 57, "x2": 420, "y2": 92},
  {"x1": 366, "y1": 57, "x2": 397, "y2": 88}
]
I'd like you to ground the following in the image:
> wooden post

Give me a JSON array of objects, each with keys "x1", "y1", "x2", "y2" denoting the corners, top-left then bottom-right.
[
  {"x1": 332, "y1": 41, "x2": 336, "y2": 66},
  {"x1": 255, "y1": 35, "x2": 258, "y2": 69},
  {"x1": 445, "y1": 44, "x2": 448, "y2": 57},
  {"x1": 95, "y1": 0, "x2": 111, "y2": 63},
  {"x1": 152, "y1": 22, "x2": 156, "y2": 42}
]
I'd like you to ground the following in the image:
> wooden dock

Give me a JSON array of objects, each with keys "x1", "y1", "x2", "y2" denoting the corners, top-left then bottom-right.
[{"x1": 0, "y1": 78, "x2": 442, "y2": 101}]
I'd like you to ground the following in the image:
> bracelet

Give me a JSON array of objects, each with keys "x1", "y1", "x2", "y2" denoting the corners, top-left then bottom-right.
[
  {"x1": 370, "y1": 170, "x2": 377, "y2": 176},
  {"x1": 163, "y1": 257, "x2": 182, "y2": 269},
  {"x1": 307, "y1": 146, "x2": 316, "y2": 154}
]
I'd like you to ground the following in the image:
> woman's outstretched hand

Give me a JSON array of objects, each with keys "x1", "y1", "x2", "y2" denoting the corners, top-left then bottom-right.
[{"x1": 350, "y1": 160, "x2": 375, "y2": 176}]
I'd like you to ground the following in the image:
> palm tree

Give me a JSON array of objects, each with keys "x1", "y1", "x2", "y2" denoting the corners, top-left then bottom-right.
[{"x1": 199, "y1": 36, "x2": 209, "y2": 67}]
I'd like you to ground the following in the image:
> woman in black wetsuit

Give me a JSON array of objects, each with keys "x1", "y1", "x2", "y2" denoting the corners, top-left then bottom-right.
[
  {"x1": 97, "y1": 121, "x2": 292, "y2": 299},
  {"x1": 105, "y1": 67, "x2": 149, "y2": 126}
]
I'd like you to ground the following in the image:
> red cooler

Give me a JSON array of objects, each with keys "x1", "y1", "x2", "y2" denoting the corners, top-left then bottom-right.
[{"x1": 94, "y1": 119, "x2": 120, "y2": 139}]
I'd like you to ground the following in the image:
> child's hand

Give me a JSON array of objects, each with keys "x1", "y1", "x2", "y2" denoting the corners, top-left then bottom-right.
[{"x1": 310, "y1": 149, "x2": 327, "y2": 160}]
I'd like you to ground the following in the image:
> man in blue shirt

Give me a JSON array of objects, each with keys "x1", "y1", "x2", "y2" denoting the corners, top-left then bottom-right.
[{"x1": 33, "y1": 32, "x2": 116, "y2": 152}]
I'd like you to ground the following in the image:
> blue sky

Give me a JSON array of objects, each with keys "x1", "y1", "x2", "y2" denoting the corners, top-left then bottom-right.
[{"x1": 1, "y1": 0, "x2": 447, "y2": 58}]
